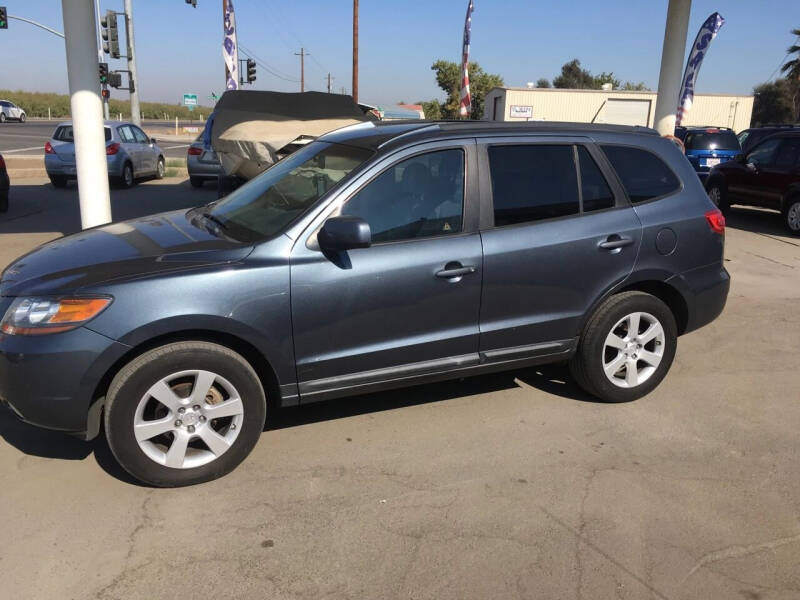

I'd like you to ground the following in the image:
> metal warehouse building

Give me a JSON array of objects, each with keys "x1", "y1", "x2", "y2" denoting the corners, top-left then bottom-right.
[{"x1": 483, "y1": 87, "x2": 754, "y2": 132}]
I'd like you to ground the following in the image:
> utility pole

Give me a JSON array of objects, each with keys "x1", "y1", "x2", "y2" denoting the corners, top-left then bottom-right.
[
  {"x1": 352, "y1": 0, "x2": 358, "y2": 102},
  {"x1": 326, "y1": 73, "x2": 334, "y2": 94},
  {"x1": 123, "y1": 0, "x2": 140, "y2": 126},
  {"x1": 295, "y1": 47, "x2": 309, "y2": 92},
  {"x1": 93, "y1": 0, "x2": 110, "y2": 119}
]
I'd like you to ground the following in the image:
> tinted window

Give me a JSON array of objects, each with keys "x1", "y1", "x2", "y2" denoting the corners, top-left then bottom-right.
[
  {"x1": 577, "y1": 147, "x2": 614, "y2": 212},
  {"x1": 117, "y1": 126, "x2": 135, "y2": 143},
  {"x1": 488, "y1": 145, "x2": 578, "y2": 226},
  {"x1": 684, "y1": 130, "x2": 740, "y2": 151},
  {"x1": 774, "y1": 138, "x2": 800, "y2": 169},
  {"x1": 601, "y1": 145, "x2": 680, "y2": 203},
  {"x1": 747, "y1": 138, "x2": 781, "y2": 167},
  {"x1": 53, "y1": 126, "x2": 111, "y2": 142},
  {"x1": 342, "y1": 149, "x2": 464, "y2": 243}
]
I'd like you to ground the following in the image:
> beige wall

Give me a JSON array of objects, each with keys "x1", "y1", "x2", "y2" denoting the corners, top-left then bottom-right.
[{"x1": 484, "y1": 88, "x2": 754, "y2": 132}]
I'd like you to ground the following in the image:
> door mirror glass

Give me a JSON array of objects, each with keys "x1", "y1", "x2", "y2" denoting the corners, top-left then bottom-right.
[
  {"x1": 150, "y1": 137, "x2": 157, "y2": 145},
  {"x1": 319, "y1": 216, "x2": 371, "y2": 251}
]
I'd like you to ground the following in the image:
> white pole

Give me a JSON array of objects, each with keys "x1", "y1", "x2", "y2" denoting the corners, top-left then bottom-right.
[
  {"x1": 61, "y1": 0, "x2": 112, "y2": 229},
  {"x1": 48, "y1": 106, "x2": 51, "y2": 120},
  {"x1": 175, "y1": 115, "x2": 178, "y2": 135},
  {"x1": 653, "y1": 0, "x2": 692, "y2": 136},
  {"x1": 123, "y1": 0, "x2": 141, "y2": 127}
]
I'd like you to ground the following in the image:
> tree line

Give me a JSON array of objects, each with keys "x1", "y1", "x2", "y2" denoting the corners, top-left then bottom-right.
[{"x1": 0, "y1": 89, "x2": 211, "y2": 120}]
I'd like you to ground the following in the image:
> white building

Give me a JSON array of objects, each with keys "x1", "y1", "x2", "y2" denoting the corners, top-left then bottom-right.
[{"x1": 483, "y1": 87, "x2": 754, "y2": 132}]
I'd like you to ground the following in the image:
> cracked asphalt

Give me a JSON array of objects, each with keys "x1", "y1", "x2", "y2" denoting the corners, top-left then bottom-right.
[{"x1": 1, "y1": 182, "x2": 799, "y2": 599}]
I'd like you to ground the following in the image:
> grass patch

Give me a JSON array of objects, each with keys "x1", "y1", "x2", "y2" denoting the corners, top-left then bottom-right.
[
  {"x1": 166, "y1": 159, "x2": 186, "y2": 168},
  {"x1": 164, "y1": 168, "x2": 181, "y2": 178}
]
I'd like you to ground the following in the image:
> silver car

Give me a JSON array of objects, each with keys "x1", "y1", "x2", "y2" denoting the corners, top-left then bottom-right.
[
  {"x1": 187, "y1": 134, "x2": 221, "y2": 187},
  {"x1": 45, "y1": 121, "x2": 165, "y2": 188},
  {"x1": 0, "y1": 100, "x2": 26, "y2": 123}
]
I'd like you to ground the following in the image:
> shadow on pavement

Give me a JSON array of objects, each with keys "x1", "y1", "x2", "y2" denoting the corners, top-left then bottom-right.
[
  {"x1": 726, "y1": 205, "x2": 799, "y2": 241},
  {"x1": 0, "y1": 178, "x2": 217, "y2": 237},
  {"x1": 0, "y1": 364, "x2": 600, "y2": 486}
]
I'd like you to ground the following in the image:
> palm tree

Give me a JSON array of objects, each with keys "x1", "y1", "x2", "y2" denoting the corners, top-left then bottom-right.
[{"x1": 780, "y1": 28, "x2": 800, "y2": 120}]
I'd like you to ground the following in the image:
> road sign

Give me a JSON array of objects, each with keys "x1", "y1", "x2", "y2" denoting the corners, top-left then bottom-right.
[{"x1": 183, "y1": 93, "x2": 198, "y2": 107}]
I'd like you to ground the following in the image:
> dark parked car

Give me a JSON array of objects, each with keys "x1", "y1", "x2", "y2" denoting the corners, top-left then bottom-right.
[
  {"x1": 674, "y1": 126, "x2": 740, "y2": 181},
  {"x1": 0, "y1": 153, "x2": 8, "y2": 213},
  {"x1": 0, "y1": 121, "x2": 730, "y2": 486},
  {"x1": 705, "y1": 131, "x2": 800, "y2": 234},
  {"x1": 737, "y1": 124, "x2": 799, "y2": 155}
]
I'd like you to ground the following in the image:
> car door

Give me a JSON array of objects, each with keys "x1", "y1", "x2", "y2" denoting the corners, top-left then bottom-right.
[
  {"x1": 289, "y1": 140, "x2": 483, "y2": 400},
  {"x1": 731, "y1": 137, "x2": 782, "y2": 206},
  {"x1": 131, "y1": 125, "x2": 156, "y2": 173},
  {"x1": 116, "y1": 125, "x2": 141, "y2": 171},
  {"x1": 477, "y1": 138, "x2": 642, "y2": 355},
  {"x1": 760, "y1": 137, "x2": 800, "y2": 206}
]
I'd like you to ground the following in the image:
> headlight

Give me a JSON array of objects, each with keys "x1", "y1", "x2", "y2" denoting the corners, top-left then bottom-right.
[{"x1": 1, "y1": 297, "x2": 112, "y2": 335}]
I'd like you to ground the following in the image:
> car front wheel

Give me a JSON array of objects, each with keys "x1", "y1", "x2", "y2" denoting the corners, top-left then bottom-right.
[
  {"x1": 570, "y1": 291, "x2": 677, "y2": 403},
  {"x1": 782, "y1": 196, "x2": 800, "y2": 236},
  {"x1": 155, "y1": 156, "x2": 165, "y2": 179},
  {"x1": 104, "y1": 341, "x2": 267, "y2": 487},
  {"x1": 19, "y1": 113, "x2": 26, "y2": 123},
  {"x1": 117, "y1": 162, "x2": 134, "y2": 188}
]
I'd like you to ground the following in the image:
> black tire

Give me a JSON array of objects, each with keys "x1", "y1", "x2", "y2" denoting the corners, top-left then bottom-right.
[
  {"x1": 706, "y1": 180, "x2": 730, "y2": 215},
  {"x1": 190, "y1": 176, "x2": 205, "y2": 188},
  {"x1": 49, "y1": 175, "x2": 68, "y2": 188},
  {"x1": 117, "y1": 162, "x2": 134, "y2": 188},
  {"x1": 19, "y1": 113, "x2": 26, "y2": 123},
  {"x1": 0, "y1": 113, "x2": 6, "y2": 123},
  {"x1": 104, "y1": 341, "x2": 267, "y2": 487},
  {"x1": 155, "y1": 156, "x2": 165, "y2": 180},
  {"x1": 0, "y1": 194, "x2": 8, "y2": 213},
  {"x1": 781, "y1": 195, "x2": 800, "y2": 236},
  {"x1": 569, "y1": 291, "x2": 678, "y2": 403}
]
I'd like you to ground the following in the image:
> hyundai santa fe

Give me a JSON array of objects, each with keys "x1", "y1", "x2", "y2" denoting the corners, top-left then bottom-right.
[{"x1": 0, "y1": 121, "x2": 729, "y2": 487}]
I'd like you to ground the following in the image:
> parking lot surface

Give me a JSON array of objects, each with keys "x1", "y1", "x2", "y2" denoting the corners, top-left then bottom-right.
[{"x1": 1, "y1": 184, "x2": 799, "y2": 599}]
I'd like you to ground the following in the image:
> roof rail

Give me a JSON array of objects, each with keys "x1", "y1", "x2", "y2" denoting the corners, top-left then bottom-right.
[{"x1": 376, "y1": 123, "x2": 440, "y2": 149}]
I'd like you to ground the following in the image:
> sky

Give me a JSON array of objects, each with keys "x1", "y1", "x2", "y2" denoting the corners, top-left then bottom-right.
[{"x1": 0, "y1": 0, "x2": 798, "y2": 108}]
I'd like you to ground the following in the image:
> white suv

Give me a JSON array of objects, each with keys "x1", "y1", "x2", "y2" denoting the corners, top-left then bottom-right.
[{"x1": 0, "y1": 100, "x2": 26, "y2": 123}]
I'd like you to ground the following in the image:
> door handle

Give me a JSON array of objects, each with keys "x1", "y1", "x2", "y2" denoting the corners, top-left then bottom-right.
[
  {"x1": 436, "y1": 265, "x2": 476, "y2": 278},
  {"x1": 598, "y1": 235, "x2": 634, "y2": 250}
]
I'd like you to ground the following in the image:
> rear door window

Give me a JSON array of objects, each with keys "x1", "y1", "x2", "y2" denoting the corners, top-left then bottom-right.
[
  {"x1": 117, "y1": 126, "x2": 136, "y2": 143},
  {"x1": 577, "y1": 147, "x2": 615, "y2": 212},
  {"x1": 600, "y1": 145, "x2": 680, "y2": 203},
  {"x1": 488, "y1": 144, "x2": 579, "y2": 226},
  {"x1": 774, "y1": 138, "x2": 800, "y2": 170}
]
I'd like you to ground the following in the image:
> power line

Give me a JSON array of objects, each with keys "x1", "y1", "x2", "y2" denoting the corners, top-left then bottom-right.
[
  {"x1": 238, "y1": 44, "x2": 300, "y2": 83},
  {"x1": 260, "y1": 0, "x2": 330, "y2": 74}
]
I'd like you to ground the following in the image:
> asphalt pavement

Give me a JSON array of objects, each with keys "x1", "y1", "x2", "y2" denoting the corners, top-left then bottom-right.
[
  {"x1": 1, "y1": 181, "x2": 799, "y2": 599},
  {"x1": 0, "y1": 120, "x2": 204, "y2": 159}
]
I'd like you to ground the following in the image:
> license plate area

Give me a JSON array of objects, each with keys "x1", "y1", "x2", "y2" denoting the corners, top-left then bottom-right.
[{"x1": 704, "y1": 158, "x2": 721, "y2": 167}]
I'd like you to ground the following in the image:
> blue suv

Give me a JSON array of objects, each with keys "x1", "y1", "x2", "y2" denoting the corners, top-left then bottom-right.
[
  {"x1": 675, "y1": 126, "x2": 741, "y2": 181},
  {"x1": 0, "y1": 121, "x2": 729, "y2": 486}
]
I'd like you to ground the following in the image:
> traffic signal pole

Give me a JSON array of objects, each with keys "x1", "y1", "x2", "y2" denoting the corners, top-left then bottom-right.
[
  {"x1": 93, "y1": 0, "x2": 110, "y2": 119},
  {"x1": 123, "y1": 0, "x2": 141, "y2": 126},
  {"x1": 61, "y1": 0, "x2": 112, "y2": 229}
]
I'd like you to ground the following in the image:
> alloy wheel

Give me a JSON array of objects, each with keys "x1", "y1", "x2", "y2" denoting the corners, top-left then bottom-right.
[
  {"x1": 133, "y1": 369, "x2": 245, "y2": 469},
  {"x1": 708, "y1": 186, "x2": 721, "y2": 207},
  {"x1": 602, "y1": 311, "x2": 665, "y2": 388},
  {"x1": 124, "y1": 164, "x2": 133, "y2": 187},
  {"x1": 787, "y1": 202, "x2": 800, "y2": 232}
]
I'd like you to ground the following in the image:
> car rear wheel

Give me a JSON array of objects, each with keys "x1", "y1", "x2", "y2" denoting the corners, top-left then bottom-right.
[
  {"x1": 104, "y1": 341, "x2": 267, "y2": 487},
  {"x1": 155, "y1": 156, "x2": 165, "y2": 179},
  {"x1": 118, "y1": 162, "x2": 134, "y2": 188},
  {"x1": 706, "y1": 182, "x2": 729, "y2": 215},
  {"x1": 49, "y1": 175, "x2": 68, "y2": 188},
  {"x1": 782, "y1": 196, "x2": 800, "y2": 236},
  {"x1": 569, "y1": 291, "x2": 677, "y2": 403},
  {"x1": 0, "y1": 113, "x2": 6, "y2": 123}
]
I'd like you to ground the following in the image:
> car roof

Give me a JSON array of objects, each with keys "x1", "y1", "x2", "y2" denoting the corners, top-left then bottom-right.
[
  {"x1": 318, "y1": 119, "x2": 660, "y2": 152},
  {"x1": 54, "y1": 121, "x2": 135, "y2": 127}
]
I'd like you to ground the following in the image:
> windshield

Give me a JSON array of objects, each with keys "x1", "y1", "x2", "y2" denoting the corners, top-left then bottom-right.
[
  {"x1": 685, "y1": 130, "x2": 740, "y2": 151},
  {"x1": 199, "y1": 141, "x2": 373, "y2": 242}
]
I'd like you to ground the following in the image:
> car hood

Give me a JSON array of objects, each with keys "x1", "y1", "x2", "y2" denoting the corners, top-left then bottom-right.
[{"x1": 0, "y1": 209, "x2": 253, "y2": 296}]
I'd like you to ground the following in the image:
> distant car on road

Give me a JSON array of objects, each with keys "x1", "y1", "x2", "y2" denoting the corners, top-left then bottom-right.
[
  {"x1": 187, "y1": 134, "x2": 220, "y2": 188},
  {"x1": 0, "y1": 100, "x2": 26, "y2": 123},
  {"x1": 0, "y1": 153, "x2": 8, "y2": 213},
  {"x1": 45, "y1": 121, "x2": 165, "y2": 188},
  {"x1": 675, "y1": 126, "x2": 740, "y2": 181},
  {"x1": 737, "y1": 124, "x2": 799, "y2": 155},
  {"x1": 705, "y1": 131, "x2": 800, "y2": 234}
]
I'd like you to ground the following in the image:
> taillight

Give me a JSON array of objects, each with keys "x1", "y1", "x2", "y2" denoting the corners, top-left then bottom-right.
[
  {"x1": 705, "y1": 209, "x2": 725, "y2": 234},
  {"x1": 0, "y1": 156, "x2": 5, "y2": 169},
  {"x1": 187, "y1": 146, "x2": 203, "y2": 155},
  {"x1": 106, "y1": 143, "x2": 121, "y2": 156},
  {"x1": 44, "y1": 141, "x2": 55, "y2": 154}
]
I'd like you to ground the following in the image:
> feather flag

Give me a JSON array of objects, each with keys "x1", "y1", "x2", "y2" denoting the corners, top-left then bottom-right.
[
  {"x1": 676, "y1": 12, "x2": 725, "y2": 126},
  {"x1": 458, "y1": 0, "x2": 474, "y2": 118},
  {"x1": 223, "y1": 0, "x2": 239, "y2": 91}
]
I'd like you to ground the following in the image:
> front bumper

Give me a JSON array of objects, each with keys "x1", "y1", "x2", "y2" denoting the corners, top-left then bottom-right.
[
  {"x1": 668, "y1": 261, "x2": 730, "y2": 335},
  {"x1": 0, "y1": 322, "x2": 130, "y2": 438}
]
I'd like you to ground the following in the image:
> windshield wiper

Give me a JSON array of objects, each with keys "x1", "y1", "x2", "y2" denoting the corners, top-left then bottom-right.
[{"x1": 202, "y1": 212, "x2": 228, "y2": 230}]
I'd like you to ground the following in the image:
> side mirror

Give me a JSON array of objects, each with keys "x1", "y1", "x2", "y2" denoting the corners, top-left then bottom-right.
[
  {"x1": 150, "y1": 137, "x2": 157, "y2": 144},
  {"x1": 318, "y1": 216, "x2": 371, "y2": 251}
]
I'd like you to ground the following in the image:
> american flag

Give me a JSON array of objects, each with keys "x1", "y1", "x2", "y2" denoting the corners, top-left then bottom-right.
[{"x1": 458, "y1": 0, "x2": 474, "y2": 118}]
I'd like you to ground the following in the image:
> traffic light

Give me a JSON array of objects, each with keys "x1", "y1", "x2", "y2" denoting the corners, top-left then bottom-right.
[
  {"x1": 99, "y1": 62, "x2": 109, "y2": 84},
  {"x1": 100, "y1": 10, "x2": 120, "y2": 59},
  {"x1": 101, "y1": 89, "x2": 110, "y2": 100},
  {"x1": 0, "y1": 7, "x2": 8, "y2": 30},
  {"x1": 108, "y1": 72, "x2": 122, "y2": 89},
  {"x1": 246, "y1": 59, "x2": 256, "y2": 83}
]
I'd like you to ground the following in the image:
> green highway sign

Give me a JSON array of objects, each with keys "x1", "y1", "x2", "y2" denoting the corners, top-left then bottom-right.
[{"x1": 183, "y1": 93, "x2": 198, "y2": 107}]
